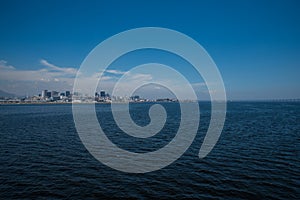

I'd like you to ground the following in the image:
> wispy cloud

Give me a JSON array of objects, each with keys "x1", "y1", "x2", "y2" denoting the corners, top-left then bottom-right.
[
  {"x1": 40, "y1": 59, "x2": 77, "y2": 75},
  {"x1": 0, "y1": 59, "x2": 78, "y2": 82},
  {"x1": 0, "y1": 60, "x2": 213, "y2": 99},
  {"x1": 0, "y1": 60, "x2": 15, "y2": 70},
  {"x1": 0, "y1": 59, "x2": 77, "y2": 95},
  {"x1": 105, "y1": 69, "x2": 126, "y2": 75},
  {"x1": 0, "y1": 60, "x2": 154, "y2": 96}
]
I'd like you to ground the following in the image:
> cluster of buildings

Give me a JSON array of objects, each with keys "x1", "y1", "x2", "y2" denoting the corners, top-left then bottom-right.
[
  {"x1": 40, "y1": 89, "x2": 113, "y2": 103},
  {"x1": 0, "y1": 89, "x2": 179, "y2": 104},
  {"x1": 41, "y1": 90, "x2": 71, "y2": 102}
]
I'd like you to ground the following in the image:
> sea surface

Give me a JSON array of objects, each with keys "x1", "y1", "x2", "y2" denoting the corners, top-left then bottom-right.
[{"x1": 0, "y1": 102, "x2": 299, "y2": 199}]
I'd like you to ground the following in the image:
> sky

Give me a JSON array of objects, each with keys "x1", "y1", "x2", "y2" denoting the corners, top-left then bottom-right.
[{"x1": 0, "y1": 0, "x2": 299, "y2": 100}]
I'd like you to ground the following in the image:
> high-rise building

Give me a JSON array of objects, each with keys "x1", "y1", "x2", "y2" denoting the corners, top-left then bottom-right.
[
  {"x1": 66, "y1": 91, "x2": 70, "y2": 97},
  {"x1": 46, "y1": 91, "x2": 51, "y2": 98},
  {"x1": 100, "y1": 91, "x2": 105, "y2": 98},
  {"x1": 131, "y1": 95, "x2": 140, "y2": 101},
  {"x1": 41, "y1": 90, "x2": 48, "y2": 99},
  {"x1": 51, "y1": 91, "x2": 59, "y2": 97}
]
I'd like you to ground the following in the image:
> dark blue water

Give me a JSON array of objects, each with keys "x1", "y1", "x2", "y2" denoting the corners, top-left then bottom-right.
[{"x1": 0, "y1": 102, "x2": 299, "y2": 199}]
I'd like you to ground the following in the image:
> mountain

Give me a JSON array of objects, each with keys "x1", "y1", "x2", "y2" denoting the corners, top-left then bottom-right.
[{"x1": 0, "y1": 90, "x2": 16, "y2": 98}]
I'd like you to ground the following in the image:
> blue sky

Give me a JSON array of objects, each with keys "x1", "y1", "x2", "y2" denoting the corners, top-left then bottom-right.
[{"x1": 0, "y1": 0, "x2": 299, "y2": 100}]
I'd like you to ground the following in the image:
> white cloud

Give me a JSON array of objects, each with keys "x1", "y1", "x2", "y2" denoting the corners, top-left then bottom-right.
[
  {"x1": 0, "y1": 60, "x2": 214, "y2": 100},
  {"x1": 105, "y1": 69, "x2": 126, "y2": 75},
  {"x1": 40, "y1": 59, "x2": 77, "y2": 75},
  {"x1": 0, "y1": 59, "x2": 77, "y2": 82},
  {"x1": 123, "y1": 72, "x2": 152, "y2": 81},
  {"x1": 92, "y1": 72, "x2": 153, "y2": 96},
  {"x1": 0, "y1": 59, "x2": 78, "y2": 95},
  {"x1": 0, "y1": 60, "x2": 15, "y2": 70}
]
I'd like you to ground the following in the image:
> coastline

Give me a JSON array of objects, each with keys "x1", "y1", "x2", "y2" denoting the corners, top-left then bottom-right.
[{"x1": 0, "y1": 101, "x2": 181, "y2": 106}]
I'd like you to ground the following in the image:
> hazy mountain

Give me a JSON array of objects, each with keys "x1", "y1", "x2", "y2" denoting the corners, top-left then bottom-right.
[{"x1": 0, "y1": 90, "x2": 16, "y2": 98}]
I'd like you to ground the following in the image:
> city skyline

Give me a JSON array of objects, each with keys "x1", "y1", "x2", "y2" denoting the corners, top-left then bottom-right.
[{"x1": 0, "y1": 87, "x2": 185, "y2": 104}]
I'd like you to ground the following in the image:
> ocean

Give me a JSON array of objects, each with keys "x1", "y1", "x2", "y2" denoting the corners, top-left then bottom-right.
[{"x1": 0, "y1": 102, "x2": 299, "y2": 199}]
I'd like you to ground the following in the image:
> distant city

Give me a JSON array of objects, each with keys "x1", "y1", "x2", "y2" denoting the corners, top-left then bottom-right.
[
  {"x1": 0, "y1": 89, "x2": 299, "y2": 104},
  {"x1": 0, "y1": 89, "x2": 179, "y2": 104}
]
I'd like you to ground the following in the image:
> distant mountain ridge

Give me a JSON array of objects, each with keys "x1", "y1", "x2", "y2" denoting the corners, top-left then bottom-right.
[{"x1": 0, "y1": 90, "x2": 15, "y2": 97}]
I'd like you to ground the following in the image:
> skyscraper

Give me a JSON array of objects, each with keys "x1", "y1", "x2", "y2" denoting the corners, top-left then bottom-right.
[
  {"x1": 66, "y1": 91, "x2": 70, "y2": 97},
  {"x1": 41, "y1": 90, "x2": 48, "y2": 99},
  {"x1": 51, "y1": 91, "x2": 59, "y2": 97},
  {"x1": 46, "y1": 91, "x2": 51, "y2": 98},
  {"x1": 100, "y1": 91, "x2": 105, "y2": 98}
]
